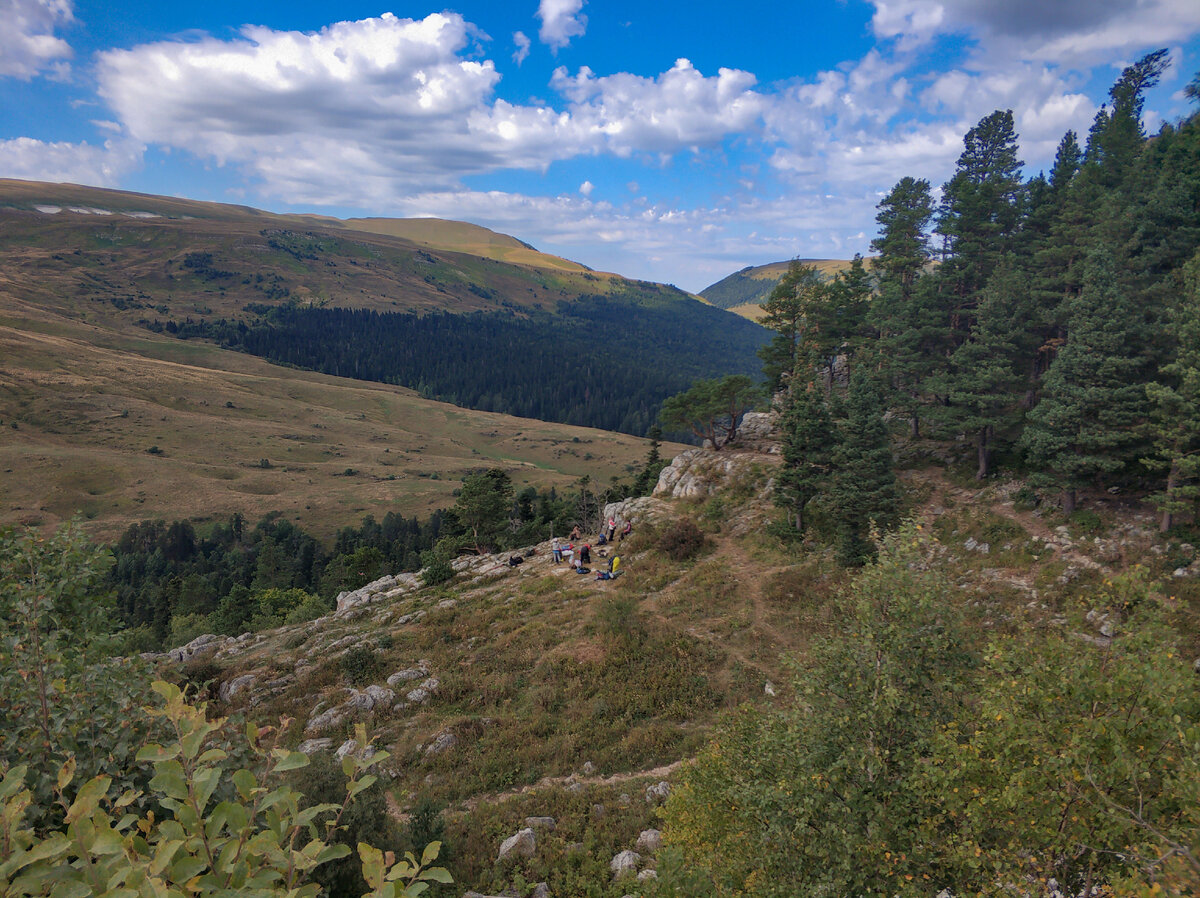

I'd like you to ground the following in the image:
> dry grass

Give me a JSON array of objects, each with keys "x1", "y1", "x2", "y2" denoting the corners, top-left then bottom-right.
[{"x1": 0, "y1": 315, "x2": 674, "y2": 540}]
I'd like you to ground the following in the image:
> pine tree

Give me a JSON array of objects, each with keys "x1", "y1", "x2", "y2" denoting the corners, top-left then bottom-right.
[
  {"x1": 775, "y1": 363, "x2": 837, "y2": 532},
  {"x1": 829, "y1": 368, "x2": 899, "y2": 565},
  {"x1": 1146, "y1": 251, "x2": 1200, "y2": 531},
  {"x1": 1020, "y1": 248, "x2": 1152, "y2": 512}
]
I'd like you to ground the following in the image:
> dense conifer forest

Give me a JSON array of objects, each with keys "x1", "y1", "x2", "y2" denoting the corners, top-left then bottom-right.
[{"x1": 153, "y1": 291, "x2": 769, "y2": 436}]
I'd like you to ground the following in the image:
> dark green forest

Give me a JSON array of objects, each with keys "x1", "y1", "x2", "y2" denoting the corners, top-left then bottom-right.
[{"x1": 150, "y1": 291, "x2": 769, "y2": 436}]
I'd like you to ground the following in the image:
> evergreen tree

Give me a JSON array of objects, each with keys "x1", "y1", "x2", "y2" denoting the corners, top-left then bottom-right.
[
  {"x1": 869, "y1": 177, "x2": 937, "y2": 437},
  {"x1": 936, "y1": 109, "x2": 1025, "y2": 319},
  {"x1": 871, "y1": 177, "x2": 934, "y2": 291},
  {"x1": 943, "y1": 261, "x2": 1036, "y2": 479},
  {"x1": 775, "y1": 363, "x2": 836, "y2": 532},
  {"x1": 829, "y1": 368, "x2": 899, "y2": 565},
  {"x1": 454, "y1": 468, "x2": 515, "y2": 554},
  {"x1": 1146, "y1": 251, "x2": 1200, "y2": 531},
  {"x1": 757, "y1": 261, "x2": 827, "y2": 391},
  {"x1": 1020, "y1": 248, "x2": 1152, "y2": 512},
  {"x1": 812, "y1": 254, "x2": 873, "y2": 372}
]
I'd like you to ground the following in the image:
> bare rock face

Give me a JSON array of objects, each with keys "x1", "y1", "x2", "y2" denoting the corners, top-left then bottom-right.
[
  {"x1": 335, "y1": 572, "x2": 422, "y2": 616},
  {"x1": 653, "y1": 448, "x2": 769, "y2": 500},
  {"x1": 635, "y1": 829, "x2": 662, "y2": 853},
  {"x1": 645, "y1": 781, "x2": 671, "y2": 804},
  {"x1": 727, "y1": 410, "x2": 779, "y2": 451},
  {"x1": 600, "y1": 496, "x2": 673, "y2": 531},
  {"x1": 218, "y1": 673, "x2": 257, "y2": 703}
]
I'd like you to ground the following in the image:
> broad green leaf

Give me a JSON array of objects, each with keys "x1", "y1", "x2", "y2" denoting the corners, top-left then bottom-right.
[
  {"x1": 65, "y1": 775, "x2": 112, "y2": 824},
  {"x1": 419, "y1": 841, "x2": 441, "y2": 867},
  {"x1": 417, "y1": 867, "x2": 453, "y2": 884},
  {"x1": 270, "y1": 750, "x2": 309, "y2": 773},
  {"x1": 135, "y1": 744, "x2": 176, "y2": 764}
]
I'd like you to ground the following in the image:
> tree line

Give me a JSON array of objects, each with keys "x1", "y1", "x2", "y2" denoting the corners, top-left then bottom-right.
[{"x1": 764, "y1": 51, "x2": 1200, "y2": 549}]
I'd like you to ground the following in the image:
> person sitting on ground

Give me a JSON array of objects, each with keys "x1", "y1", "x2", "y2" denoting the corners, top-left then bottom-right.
[
  {"x1": 597, "y1": 532, "x2": 608, "y2": 546},
  {"x1": 569, "y1": 525, "x2": 582, "y2": 540},
  {"x1": 621, "y1": 520, "x2": 632, "y2": 540},
  {"x1": 595, "y1": 569, "x2": 611, "y2": 580}
]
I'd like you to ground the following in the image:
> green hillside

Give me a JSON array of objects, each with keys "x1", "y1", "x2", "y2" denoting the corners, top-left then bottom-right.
[{"x1": 700, "y1": 258, "x2": 854, "y2": 316}]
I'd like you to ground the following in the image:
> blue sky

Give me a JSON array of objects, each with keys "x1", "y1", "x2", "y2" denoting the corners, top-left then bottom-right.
[{"x1": 3, "y1": 0, "x2": 1200, "y2": 292}]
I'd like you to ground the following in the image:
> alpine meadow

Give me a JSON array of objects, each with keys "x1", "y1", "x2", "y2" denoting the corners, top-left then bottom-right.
[{"x1": 4, "y1": 4, "x2": 1200, "y2": 898}]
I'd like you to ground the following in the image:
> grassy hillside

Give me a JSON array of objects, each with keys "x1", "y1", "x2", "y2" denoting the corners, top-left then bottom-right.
[
  {"x1": 1, "y1": 179, "x2": 768, "y2": 440},
  {"x1": 700, "y1": 258, "x2": 855, "y2": 318},
  {"x1": 0, "y1": 306, "x2": 667, "y2": 540},
  {"x1": 169, "y1": 445, "x2": 1198, "y2": 897}
]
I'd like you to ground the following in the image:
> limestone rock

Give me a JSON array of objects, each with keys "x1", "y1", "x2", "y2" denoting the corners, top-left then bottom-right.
[
  {"x1": 305, "y1": 705, "x2": 347, "y2": 735},
  {"x1": 166, "y1": 633, "x2": 231, "y2": 663},
  {"x1": 218, "y1": 673, "x2": 257, "y2": 703},
  {"x1": 600, "y1": 497, "x2": 673, "y2": 531},
  {"x1": 335, "y1": 739, "x2": 375, "y2": 762},
  {"x1": 297, "y1": 738, "x2": 333, "y2": 755},
  {"x1": 422, "y1": 730, "x2": 457, "y2": 756},
  {"x1": 653, "y1": 448, "x2": 767, "y2": 500},
  {"x1": 406, "y1": 677, "x2": 439, "y2": 704},
  {"x1": 386, "y1": 666, "x2": 428, "y2": 687},
  {"x1": 525, "y1": 816, "x2": 556, "y2": 831},
  {"x1": 531, "y1": 883, "x2": 551, "y2": 898},
  {"x1": 497, "y1": 828, "x2": 536, "y2": 861},
  {"x1": 727, "y1": 410, "x2": 778, "y2": 451},
  {"x1": 637, "y1": 869, "x2": 659, "y2": 882},
  {"x1": 635, "y1": 829, "x2": 662, "y2": 853},
  {"x1": 645, "y1": 781, "x2": 671, "y2": 803},
  {"x1": 610, "y1": 850, "x2": 640, "y2": 879}
]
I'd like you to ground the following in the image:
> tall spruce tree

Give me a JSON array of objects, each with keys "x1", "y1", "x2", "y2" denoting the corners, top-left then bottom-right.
[
  {"x1": 869, "y1": 177, "x2": 937, "y2": 437},
  {"x1": 1020, "y1": 248, "x2": 1151, "y2": 512},
  {"x1": 775, "y1": 362, "x2": 837, "y2": 532},
  {"x1": 941, "y1": 262, "x2": 1037, "y2": 478},
  {"x1": 1146, "y1": 251, "x2": 1200, "y2": 531},
  {"x1": 936, "y1": 109, "x2": 1025, "y2": 325},
  {"x1": 829, "y1": 367, "x2": 899, "y2": 565}
]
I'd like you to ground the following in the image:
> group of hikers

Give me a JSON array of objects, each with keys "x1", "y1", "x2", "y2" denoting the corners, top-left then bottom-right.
[{"x1": 550, "y1": 516, "x2": 631, "y2": 580}]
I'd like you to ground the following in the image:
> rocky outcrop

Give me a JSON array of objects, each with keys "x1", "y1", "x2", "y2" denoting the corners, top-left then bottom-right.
[
  {"x1": 601, "y1": 496, "x2": 673, "y2": 530},
  {"x1": 610, "y1": 849, "x2": 640, "y2": 879},
  {"x1": 653, "y1": 448, "x2": 773, "y2": 500},
  {"x1": 727, "y1": 410, "x2": 779, "y2": 451},
  {"x1": 335, "y1": 572, "x2": 422, "y2": 616}
]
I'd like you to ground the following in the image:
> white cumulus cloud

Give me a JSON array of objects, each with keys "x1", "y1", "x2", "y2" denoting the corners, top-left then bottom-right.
[
  {"x1": 0, "y1": 135, "x2": 143, "y2": 184},
  {"x1": 92, "y1": 17, "x2": 767, "y2": 208},
  {"x1": 537, "y1": 0, "x2": 587, "y2": 50},
  {"x1": 0, "y1": 0, "x2": 73, "y2": 79}
]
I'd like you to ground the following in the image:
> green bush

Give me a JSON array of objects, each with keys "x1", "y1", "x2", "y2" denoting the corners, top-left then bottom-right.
[
  {"x1": 0, "y1": 684, "x2": 451, "y2": 897},
  {"x1": 340, "y1": 645, "x2": 383, "y2": 686},
  {"x1": 656, "y1": 518, "x2": 709, "y2": 561}
]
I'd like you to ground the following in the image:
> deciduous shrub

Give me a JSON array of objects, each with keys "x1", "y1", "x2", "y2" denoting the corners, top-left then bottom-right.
[{"x1": 656, "y1": 518, "x2": 708, "y2": 561}]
